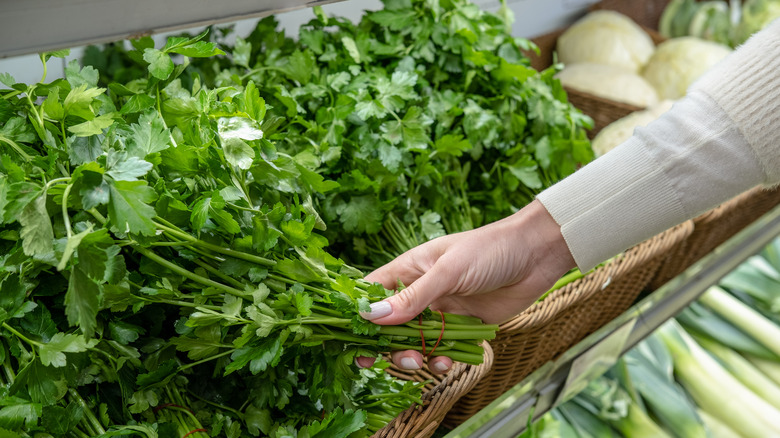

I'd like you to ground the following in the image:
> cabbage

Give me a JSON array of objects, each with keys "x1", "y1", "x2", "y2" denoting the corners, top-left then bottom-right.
[
  {"x1": 592, "y1": 100, "x2": 676, "y2": 157},
  {"x1": 556, "y1": 63, "x2": 660, "y2": 107},
  {"x1": 642, "y1": 37, "x2": 731, "y2": 100},
  {"x1": 737, "y1": 0, "x2": 780, "y2": 43},
  {"x1": 557, "y1": 11, "x2": 655, "y2": 73},
  {"x1": 688, "y1": 1, "x2": 733, "y2": 46}
]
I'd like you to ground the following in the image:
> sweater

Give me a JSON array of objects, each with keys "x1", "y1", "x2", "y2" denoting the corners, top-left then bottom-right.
[{"x1": 536, "y1": 18, "x2": 780, "y2": 272}]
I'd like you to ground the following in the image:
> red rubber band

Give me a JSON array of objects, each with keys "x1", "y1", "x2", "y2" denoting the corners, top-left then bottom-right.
[
  {"x1": 182, "y1": 428, "x2": 208, "y2": 438},
  {"x1": 428, "y1": 310, "x2": 446, "y2": 357},
  {"x1": 419, "y1": 311, "x2": 446, "y2": 358}
]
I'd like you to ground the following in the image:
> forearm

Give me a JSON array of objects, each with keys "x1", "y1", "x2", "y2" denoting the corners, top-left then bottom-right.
[{"x1": 537, "y1": 19, "x2": 780, "y2": 271}]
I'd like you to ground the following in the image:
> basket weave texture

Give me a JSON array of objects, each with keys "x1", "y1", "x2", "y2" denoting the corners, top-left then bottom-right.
[
  {"x1": 374, "y1": 342, "x2": 494, "y2": 438},
  {"x1": 526, "y1": 21, "x2": 665, "y2": 138},
  {"x1": 652, "y1": 186, "x2": 780, "y2": 289},
  {"x1": 589, "y1": 0, "x2": 672, "y2": 29},
  {"x1": 444, "y1": 220, "x2": 693, "y2": 423}
]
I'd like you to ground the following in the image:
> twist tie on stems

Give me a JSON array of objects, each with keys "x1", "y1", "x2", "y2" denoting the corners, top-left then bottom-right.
[{"x1": 418, "y1": 310, "x2": 446, "y2": 357}]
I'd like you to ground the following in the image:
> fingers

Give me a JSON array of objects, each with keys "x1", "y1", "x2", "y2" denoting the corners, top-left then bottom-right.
[
  {"x1": 364, "y1": 251, "x2": 424, "y2": 289},
  {"x1": 390, "y1": 351, "x2": 452, "y2": 374},
  {"x1": 355, "y1": 356, "x2": 376, "y2": 368},
  {"x1": 361, "y1": 263, "x2": 454, "y2": 325},
  {"x1": 427, "y1": 356, "x2": 453, "y2": 374},
  {"x1": 391, "y1": 350, "x2": 422, "y2": 370}
]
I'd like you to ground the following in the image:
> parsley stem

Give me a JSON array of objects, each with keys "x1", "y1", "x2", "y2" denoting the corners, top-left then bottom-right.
[
  {"x1": 153, "y1": 219, "x2": 276, "y2": 267},
  {"x1": 0, "y1": 134, "x2": 33, "y2": 162},
  {"x1": 24, "y1": 87, "x2": 46, "y2": 137},
  {"x1": 239, "y1": 65, "x2": 286, "y2": 81},
  {"x1": 2, "y1": 344, "x2": 16, "y2": 382},
  {"x1": 311, "y1": 332, "x2": 484, "y2": 364},
  {"x1": 68, "y1": 388, "x2": 107, "y2": 435},
  {"x1": 45, "y1": 176, "x2": 73, "y2": 191},
  {"x1": 62, "y1": 183, "x2": 74, "y2": 238},
  {"x1": 132, "y1": 245, "x2": 249, "y2": 299},
  {"x1": 266, "y1": 273, "x2": 334, "y2": 297},
  {"x1": 192, "y1": 258, "x2": 247, "y2": 290},
  {"x1": 1, "y1": 323, "x2": 39, "y2": 348},
  {"x1": 1, "y1": 90, "x2": 22, "y2": 100},
  {"x1": 156, "y1": 85, "x2": 179, "y2": 149},
  {"x1": 165, "y1": 386, "x2": 207, "y2": 432},
  {"x1": 378, "y1": 325, "x2": 497, "y2": 340},
  {"x1": 310, "y1": 304, "x2": 343, "y2": 317},
  {"x1": 60, "y1": 119, "x2": 67, "y2": 152},
  {"x1": 361, "y1": 391, "x2": 424, "y2": 404},
  {"x1": 156, "y1": 234, "x2": 224, "y2": 262},
  {"x1": 134, "y1": 295, "x2": 221, "y2": 311},
  {"x1": 149, "y1": 241, "x2": 185, "y2": 247},
  {"x1": 186, "y1": 388, "x2": 245, "y2": 420},
  {"x1": 178, "y1": 348, "x2": 235, "y2": 372},
  {"x1": 38, "y1": 54, "x2": 48, "y2": 83},
  {"x1": 294, "y1": 316, "x2": 352, "y2": 326}
]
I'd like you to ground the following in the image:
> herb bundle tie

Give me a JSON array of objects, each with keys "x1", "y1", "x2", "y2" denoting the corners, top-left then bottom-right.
[{"x1": 419, "y1": 310, "x2": 447, "y2": 357}]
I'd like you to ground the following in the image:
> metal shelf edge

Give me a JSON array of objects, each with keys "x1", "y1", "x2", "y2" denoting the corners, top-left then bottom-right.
[
  {"x1": 0, "y1": 0, "x2": 344, "y2": 59},
  {"x1": 447, "y1": 203, "x2": 780, "y2": 438}
]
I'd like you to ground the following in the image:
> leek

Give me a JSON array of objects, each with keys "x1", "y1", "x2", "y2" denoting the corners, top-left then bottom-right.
[
  {"x1": 745, "y1": 354, "x2": 780, "y2": 387},
  {"x1": 573, "y1": 376, "x2": 671, "y2": 438},
  {"x1": 656, "y1": 320, "x2": 780, "y2": 437},
  {"x1": 676, "y1": 302, "x2": 779, "y2": 360},
  {"x1": 623, "y1": 336, "x2": 707, "y2": 438},
  {"x1": 696, "y1": 409, "x2": 742, "y2": 438},
  {"x1": 699, "y1": 286, "x2": 780, "y2": 357},
  {"x1": 695, "y1": 335, "x2": 780, "y2": 410}
]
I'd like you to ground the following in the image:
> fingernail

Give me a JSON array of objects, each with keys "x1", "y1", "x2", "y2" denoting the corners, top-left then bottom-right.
[
  {"x1": 360, "y1": 301, "x2": 392, "y2": 320},
  {"x1": 400, "y1": 357, "x2": 421, "y2": 370},
  {"x1": 432, "y1": 361, "x2": 450, "y2": 373}
]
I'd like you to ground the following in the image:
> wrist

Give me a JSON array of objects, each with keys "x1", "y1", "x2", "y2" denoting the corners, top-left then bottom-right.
[{"x1": 506, "y1": 200, "x2": 576, "y2": 285}]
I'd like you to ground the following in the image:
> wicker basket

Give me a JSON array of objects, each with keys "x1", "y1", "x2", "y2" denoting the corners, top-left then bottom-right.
[
  {"x1": 651, "y1": 186, "x2": 780, "y2": 289},
  {"x1": 445, "y1": 220, "x2": 693, "y2": 423},
  {"x1": 374, "y1": 342, "x2": 494, "y2": 438},
  {"x1": 589, "y1": 0, "x2": 672, "y2": 29},
  {"x1": 526, "y1": 26, "x2": 665, "y2": 138}
]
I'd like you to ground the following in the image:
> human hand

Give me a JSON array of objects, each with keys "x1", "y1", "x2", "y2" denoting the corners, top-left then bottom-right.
[{"x1": 357, "y1": 200, "x2": 576, "y2": 373}]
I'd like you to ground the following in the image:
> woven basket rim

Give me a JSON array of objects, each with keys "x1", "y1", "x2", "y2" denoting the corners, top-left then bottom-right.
[
  {"x1": 498, "y1": 220, "x2": 693, "y2": 332},
  {"x1": 373, "y1": 341, "x2": 495, "y2": 438},
  {"x1": 565, "y1": 86, "x2": 645, "y2": 112}
]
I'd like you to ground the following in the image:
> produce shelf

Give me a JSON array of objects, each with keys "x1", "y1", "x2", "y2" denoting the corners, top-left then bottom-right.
[
  {"x1": 446, "y1": 203, "x2": 780, "y2": 437},
  {"x1": 0, "y1": 0, "x2": 344, "y2": 58}
]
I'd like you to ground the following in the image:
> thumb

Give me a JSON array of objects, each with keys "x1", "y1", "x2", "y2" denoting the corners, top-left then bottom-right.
[{"x1": 360, "y1": 265, "x2": 453, "y2": 325}]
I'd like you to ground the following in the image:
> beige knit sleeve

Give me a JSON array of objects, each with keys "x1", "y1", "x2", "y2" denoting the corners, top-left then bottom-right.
[
  {"x1": 536, "y1": 19, "x2": 780, "y2": 271},
  {"x1": 690, "y1": 19, "x2": 780, "y2": 184}
]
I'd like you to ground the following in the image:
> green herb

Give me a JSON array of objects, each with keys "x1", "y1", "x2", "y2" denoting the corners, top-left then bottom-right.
[
  {"x1": 84, "y1": 0, "x2": 593, "y2": 268},
  {"x1": 0, "y1": 23, "x2": 496, "y2": 436}
]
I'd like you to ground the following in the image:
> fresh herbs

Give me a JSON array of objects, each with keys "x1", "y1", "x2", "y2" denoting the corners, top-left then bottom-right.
[
  {"x1": 84, "y1": 0, "x2": 593, "y2": 267},
  {"x1": 1, "y1": 0, "x2": 594, "y2": 435},
  {"x1": 0, "y1": 23, "x2": 496, "y2": 438}
]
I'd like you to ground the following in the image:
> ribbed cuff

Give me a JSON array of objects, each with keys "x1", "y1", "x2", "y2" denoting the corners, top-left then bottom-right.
[{"x1": 537, "y1": 91, "x2": 762, "y2": 271}]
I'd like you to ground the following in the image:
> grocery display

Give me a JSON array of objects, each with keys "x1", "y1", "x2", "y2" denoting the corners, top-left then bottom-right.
[
  {"x1": 522, "y1": 236, "x2": 780, "y2": 438},
  {"x1": 2, "y1": 1, "x2": 780, "y2": 437}
]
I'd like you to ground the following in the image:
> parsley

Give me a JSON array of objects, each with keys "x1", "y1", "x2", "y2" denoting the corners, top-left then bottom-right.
[{"x1": 0, "y1": 10, "x2": 502, "y2": 436}]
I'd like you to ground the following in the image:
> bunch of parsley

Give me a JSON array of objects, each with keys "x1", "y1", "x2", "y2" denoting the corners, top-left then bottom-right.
[
  {"x1": 84, "y1": 0, "x2": 593, "y2": 268},
  {"x1": 0, "y1": 28, "x2": 497, "y2": 437}
]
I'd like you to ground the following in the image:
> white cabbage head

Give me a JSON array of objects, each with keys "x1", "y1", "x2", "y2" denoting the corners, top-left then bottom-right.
[
  {"x1": 556, "y1": 63, "x2": 660, "y2": 107},
  {"x1": 557, "y1": 11, "x2": 656, "y2": 73},
  {"x1": 642, "y1": 37, "x2": 731, "y2": 100}
]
